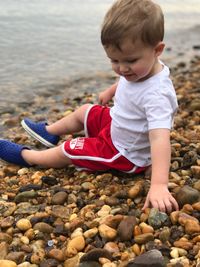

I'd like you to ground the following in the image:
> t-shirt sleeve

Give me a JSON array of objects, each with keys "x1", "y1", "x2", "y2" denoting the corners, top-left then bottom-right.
[{"x1": 143, "y1": 89, "x2": 178, "y2": 130}]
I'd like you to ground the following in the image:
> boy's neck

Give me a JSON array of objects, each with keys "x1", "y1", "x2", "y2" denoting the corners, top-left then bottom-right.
[{"x1": 140, "y1": 58, "x2": 163, "y2": 82}]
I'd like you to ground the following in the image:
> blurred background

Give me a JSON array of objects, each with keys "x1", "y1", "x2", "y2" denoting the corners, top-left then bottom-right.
[{"x1": 0, "y1": 0, "x2": 199, "y2": 105}]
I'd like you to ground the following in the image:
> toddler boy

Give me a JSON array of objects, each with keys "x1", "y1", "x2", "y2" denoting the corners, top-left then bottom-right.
[{"x1": 0, "y1": 0, "x2": 179, "y2": 213}]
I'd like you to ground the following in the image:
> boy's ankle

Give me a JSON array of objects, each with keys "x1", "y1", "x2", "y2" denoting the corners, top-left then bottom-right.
[
  {"x1": 46, "y1": 125, "x2": 53, "y2": 135},
  {"x1": 21, "y1": 149, "x2": 34, "y2": 166}
]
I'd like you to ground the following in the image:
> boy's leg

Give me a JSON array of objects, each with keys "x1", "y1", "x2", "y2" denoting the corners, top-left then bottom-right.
[
  {"x1": 22, "y1": 145, "x2": 72, "y2": 168},
  {"x1": 46, "y1": 104, "x2": 91, "y2": 136}
]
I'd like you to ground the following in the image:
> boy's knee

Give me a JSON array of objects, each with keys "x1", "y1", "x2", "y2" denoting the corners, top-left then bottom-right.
[
  {"x1": 76, "y1": 104, "x2": 92, "y2": 122},
  {"x1": 80, "y1": 103, "x2": 91, "y2": 112}
]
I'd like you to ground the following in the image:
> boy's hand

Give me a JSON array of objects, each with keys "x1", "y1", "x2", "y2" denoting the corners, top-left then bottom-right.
[
  {"x1": 99, "y1": 90, "x2": 112, "y2": 106},
  {"x1": 98, "y1": 82, "x2": 118, "y2": 106},
  {"x1": 142, "y1": 184, "x2": 179, "y2": 213}
]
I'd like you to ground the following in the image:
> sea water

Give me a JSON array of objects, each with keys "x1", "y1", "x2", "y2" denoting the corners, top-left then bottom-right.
[{"x1": 0, "y1": 0, "x2": 199, "y2": 106}]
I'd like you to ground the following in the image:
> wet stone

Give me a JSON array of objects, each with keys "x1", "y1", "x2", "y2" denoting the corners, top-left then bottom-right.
[
  {"x1": 79, "y1": 262, "x2": 101, "y2": 267},
  {"x1": 0, "y1": 201, "x2": 16, "y2": 216},
  {"x1": 134, "y1": 233, "x2": 154, "y2": 244},
  {"x1": 0, "y1": 242, "x2": 9, "y2": 259},
  {"x1": 182, "y1": 151, "x2": 198, "y2": 167},
  {"x1": 99, "y1": 224, "x2": 117, "y2": 240},
  {"x1": 0, "y1": 232, "x2": 12, "y2": 243},
  {"x1": 53, "y1": 224, "x2": 68, "y2": 235},
  {"x1": 41, "y1": 176, "x2": 59, "y2": 186},
  {"x1": 33, "y1": 222, "x2": 54, "y2": 233},
  {"x1": 0, "y1": 216, "x2": 15, "y2": 228},
  {"x1": 16, "y1": 218, "x2": 32, "y2": 231},
  {"x1": 127, "y1": 249, "x2": 165, "y2": 267},
  {"x1": 117, "y1": 216, "x2": 137, "y2": 241},
  {"x1": 105, "y1": 196, "x2": 120, "y2": 206},
  {"x1": 14, "y1": 203, "x2": 40, "y2": 214},
  {"x1": 19, "y1": 184, "x2": 42, "y2": 192},
  {"x1": 80, "y1": 248, "x2": 112, "y2": 262},
  {"x1": 148, "y1": 209, "x2": 169, "y2": 229},
  {"x1": 39, "y1": 259, "x2": 60, "y2": 267},
  {"x1": 175, "y1": 185, "x2": 200, "y2": 207},
  {"x1": 81, "y1": 182, "x2": 95, "y2": 191},
  {"x1": 6, "y1": 251, "x2": 25, "y2": 264},
  {"x1": 51, "y1": 205, "x2": 72, "y2": 219},
  {"x1": 51, "y1": 191, "x2": 68, "y2": 205},
  {"x1": 0, "y1": 260, "x2": 17, "y2": 267},
  {"x1": 14, "y1": 191, "x2": 38, "y2": 203}
]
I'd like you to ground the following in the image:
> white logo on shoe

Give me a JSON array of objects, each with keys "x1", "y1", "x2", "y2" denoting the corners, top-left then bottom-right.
[{"x1": 70, "y1": 138, "x2": 84, "y2": 150}]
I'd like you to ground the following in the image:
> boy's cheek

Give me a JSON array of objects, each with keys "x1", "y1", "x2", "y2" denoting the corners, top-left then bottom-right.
[{"x1": 112, "y1": 66, "x2": 119, "y2": 74}]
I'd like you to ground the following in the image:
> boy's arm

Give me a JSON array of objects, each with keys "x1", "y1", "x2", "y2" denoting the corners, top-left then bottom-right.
[
  {"x1": 142, "y1": 128, "x2": 179, "y2": 213},
  {"x1": 99, "y1": 82, "x2": 118, "y2": 105}
]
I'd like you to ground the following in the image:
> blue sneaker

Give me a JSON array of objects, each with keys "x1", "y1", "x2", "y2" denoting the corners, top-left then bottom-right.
[
  {"x1": 21, "y1": 118, "x2": 59, "y2": 148},
  {"x1": 0, "y1": 140, "x2": 32, "y2": 167}
]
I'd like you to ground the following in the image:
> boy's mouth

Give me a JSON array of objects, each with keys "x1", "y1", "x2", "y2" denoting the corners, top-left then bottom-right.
[{"x1": 123, "y1": 73, "x2": 136, "y2": 79}]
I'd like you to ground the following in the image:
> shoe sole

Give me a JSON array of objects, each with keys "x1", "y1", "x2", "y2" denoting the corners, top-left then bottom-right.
[{"x1": 21, "y1": 120, "x2": 55, "y2": 148}]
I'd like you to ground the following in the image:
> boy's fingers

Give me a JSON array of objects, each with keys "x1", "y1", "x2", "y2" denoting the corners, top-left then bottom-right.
[
  {"x1": 163, "y1": 199, "x2": 172, "y2": 213},
  {"x1": 142, "y1": 198, "x2": 149, "y2": 210},
  {"x1": 158, "y1": 200, "x2": 167, "y2": 213},
  {"x1": 170, "y1": 196, "x2": 179, "y2": 211}
]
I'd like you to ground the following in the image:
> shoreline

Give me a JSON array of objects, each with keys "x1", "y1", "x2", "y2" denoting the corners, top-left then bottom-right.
[
  {"x1": 0, "y1": 55, "x2": 199, "y2": 266},
  {"x1": 0, "y1": 24, "x2": 200, "y2": 108}
]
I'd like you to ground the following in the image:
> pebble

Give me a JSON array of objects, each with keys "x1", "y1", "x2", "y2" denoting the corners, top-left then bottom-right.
[
  {"x1": 51, "y1": 191, "x2": 68, "y2": 205},
  {"x1": 0, "y1": 232, "x2": 12, "y2": 243},
  {"x1": 175, "y1": 185, "x2": 200, "y2": 207},
  {"x1": 0, "y1": 201, "x2": 16, "y2": 216},
  {"x1": 127, "y1": 249, "x2": 165, "y2": 267},
  {"x1": 100, "y1": 214, "x2": 123, "y2": 229},
  {"x1": 33, "y1": 222, "x2": 54, "y2": 233},
  {"x1": 79, "y1": 262, "x2": 101, "y2": 267},
  {"x1": 134, "y1": 233, "x2": 154, "y2": 244},
  {"x1": 18, "y1": 263, "x2": 38, "y2": 267},
  {"x1": 6, "y1": 251, "x2": 25, "y2": 264},
  {"x1": 97, "y1": 205, "x2": 112, "y2": 217},
  {"x1": 63, "y1": 253, "x2": 81, "y2": 267},
  {"x1": 48, "y1": 248, "x2": 65, "y2": 261},
  {"x1": 103, "y1": 242, "x2": 120, "y2": 254},
  {"x1": 173, "y1": 239, "x2": 193, "y2": 250},
  {"x1": 80, "y1": 248, "x2": 112, "y2": 262},
  {"x1": 16, "y1": 219, "x2": 32, "y2": 231},
  {"x1": 41, "y1": 176, "x2": 58, "y2": 186},
  {"x1": 0, "y1": 242, "x2": 9, "y2": 259},
  {"x1": 128, "y1": 181, "x2": 144, "y2": 199},
  {"x1": 0, "y1": 216, "x2": 15, "y2": 228},
  {"x1": 81, "y1": 182, "x2": 95, "y2": 191},
  {"x1": 117, "y1": 216, "x2": 137, "y2": 241},
  {"x1": 14, "y1": 191, "x2": 37, "y2": 203},
  {"x1": 51, "y1": 205, "x2": 72, "y2": 219},
  {"x1": 83, "y1": 227, "x2": 98, "y2": 239},
  {"x1": 99, "y1": 224, "x2": 117, "y2": 240},
  {"x1": 0, "y1": 260, "x2": 17, "y2": 267},
  {"x1": 39, "y1": 259, "x2": 59, "y2": 267},
  {"x1": 139, "y1": 222, "x2": 154, "y2": 234},
  {"x1": 65, "y1": 235, "x2": 85, "y2": 257},
  {"x1": 148, "y1": 208, "x2": 169, "y2": 229}
]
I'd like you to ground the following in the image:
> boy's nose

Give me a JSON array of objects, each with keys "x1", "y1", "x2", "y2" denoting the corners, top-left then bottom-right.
[{"x1": 119, "y1": 64, "x2": 129, "y2": 73}]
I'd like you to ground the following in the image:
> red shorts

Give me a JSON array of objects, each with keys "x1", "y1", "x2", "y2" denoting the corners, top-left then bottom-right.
[{"x1": 62, "y1": 105, "x2": 146, "y2": 173}]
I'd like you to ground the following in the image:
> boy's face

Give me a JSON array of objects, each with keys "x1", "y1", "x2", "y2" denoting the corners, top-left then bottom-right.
[{"x1": 104, "y1": 39, "x2": 164, "y2": 82}]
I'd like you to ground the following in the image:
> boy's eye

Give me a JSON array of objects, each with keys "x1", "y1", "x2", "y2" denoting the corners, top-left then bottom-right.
[
  {"x1": 127, "y1": 59, "x2": 138, "y2": 63},
  {"x1": 111, "y1": 59, "x2": 118, "y2": 64}
]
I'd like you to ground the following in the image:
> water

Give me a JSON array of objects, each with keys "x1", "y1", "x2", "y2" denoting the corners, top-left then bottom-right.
[{"x1": 0, "y1": 0, "x2": 200, "y2": 106}]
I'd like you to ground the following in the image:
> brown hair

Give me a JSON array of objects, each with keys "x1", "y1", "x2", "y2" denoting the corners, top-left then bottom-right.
[{"x1": 101, "y1": 0, "x2": 164, "y2": 49}]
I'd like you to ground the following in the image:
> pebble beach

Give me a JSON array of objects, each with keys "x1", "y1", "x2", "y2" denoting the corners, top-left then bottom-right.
[{"x1": 0, "y1": 56, "x2": 200, "y2": 267}]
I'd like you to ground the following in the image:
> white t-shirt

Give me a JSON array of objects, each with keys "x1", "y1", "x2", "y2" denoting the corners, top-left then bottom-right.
[{"x1": 110, "y1": 63, "x2": 178, "y2": 167}]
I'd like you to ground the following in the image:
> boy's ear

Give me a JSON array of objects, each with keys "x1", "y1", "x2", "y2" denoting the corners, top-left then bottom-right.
[{"x1": 154, "y1": 42, "x2": 165, "y2": 56}]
